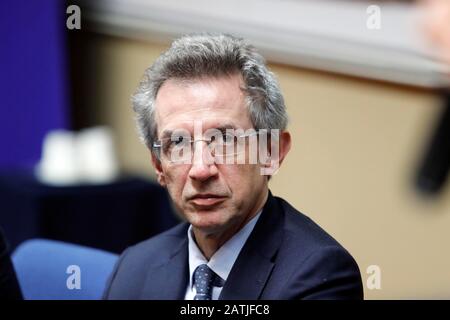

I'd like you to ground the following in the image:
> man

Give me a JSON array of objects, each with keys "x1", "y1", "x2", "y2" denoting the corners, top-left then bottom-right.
[{"x1": 103, "y1": 33, "x2": 363, "y2": 300}]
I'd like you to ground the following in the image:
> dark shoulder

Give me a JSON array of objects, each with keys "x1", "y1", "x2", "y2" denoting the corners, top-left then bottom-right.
[
  {"x1": 103, "y1": 222, "x2": 189, "y2": 299},
  {"x1": 121, "y1": 222, "x2": 189, "y2": 267},
  {"x1": 275, "y1": 196, "x2": 351, "y2": 255},
  {"x1": 273, "y1": 196, "x2": 363, "y2": 299}
]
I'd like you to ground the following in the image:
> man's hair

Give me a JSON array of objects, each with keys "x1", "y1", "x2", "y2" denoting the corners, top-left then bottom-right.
[{"x1": 132, "y1": 33, "x2": 288, "y2": 151}]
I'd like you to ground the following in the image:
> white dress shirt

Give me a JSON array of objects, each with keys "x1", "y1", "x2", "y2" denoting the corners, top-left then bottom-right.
[{"x1": 184, "y1": 210, "x2": 262, "y2": 300}]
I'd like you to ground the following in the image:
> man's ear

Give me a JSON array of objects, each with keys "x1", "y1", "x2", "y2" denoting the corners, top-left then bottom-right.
[
  {"x1": 260, "y1": 130, "x2": 291, "y2": 176},
  {"x1": 151, "y1": 152, "x2": 166, "y2": 187},
  {"x1": 278, "y1": 130, "x2": 292, "y2": 167}
]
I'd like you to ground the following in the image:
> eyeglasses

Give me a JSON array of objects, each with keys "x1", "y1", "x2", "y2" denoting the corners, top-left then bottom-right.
[{"x1": 153, "y1": 129, "x2": 266, "y2": 164}]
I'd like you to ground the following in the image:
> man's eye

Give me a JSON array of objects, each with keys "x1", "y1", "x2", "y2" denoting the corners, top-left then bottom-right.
[
  {"x1": 171, "y1": 136, "x2": 188, "y2": 146},
  {"x1": 222, "y1": 133, "x2": 235, "y2": 144},
  {"x1": 175, "y1": 136, "x2": 184, "y2": 145}
]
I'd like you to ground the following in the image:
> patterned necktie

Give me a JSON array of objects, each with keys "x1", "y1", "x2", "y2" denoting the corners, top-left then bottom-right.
[{"x1": 193, "y1": 264, "x2": 224, "y2": 300}]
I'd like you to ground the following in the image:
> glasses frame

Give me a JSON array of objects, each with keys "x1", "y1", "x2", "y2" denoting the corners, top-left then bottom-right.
[{"x1": 152, "y1": 128, "x2": 267, "y2": 163}]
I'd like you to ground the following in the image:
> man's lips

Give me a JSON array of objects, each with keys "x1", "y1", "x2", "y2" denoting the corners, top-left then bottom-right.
[{"x1": 188, "y1": 194, "x2": 227, "y2": 207}]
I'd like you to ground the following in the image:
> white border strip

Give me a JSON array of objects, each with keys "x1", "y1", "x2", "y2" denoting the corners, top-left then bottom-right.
[{"x1": 77, "y1": 0, "x2": 450, "y2": 88}]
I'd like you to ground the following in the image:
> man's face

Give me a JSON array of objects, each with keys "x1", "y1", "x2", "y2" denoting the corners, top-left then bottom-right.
[{"x1": 152, "y1": 74, "x2": 269, "y2": 235}]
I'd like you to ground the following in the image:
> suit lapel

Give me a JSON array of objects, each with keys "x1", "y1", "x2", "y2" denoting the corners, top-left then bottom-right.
[
  {"x1": 140, "y1": 234, "x2": 189, "y2": 300},
  {"x1": 219, "y1": 192, "x2": 284, "y2": 300}
]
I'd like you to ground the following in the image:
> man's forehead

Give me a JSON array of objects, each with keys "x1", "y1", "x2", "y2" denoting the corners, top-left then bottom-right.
[{"x1": 154, "y1": 75, "x2": 251, "y2": 135}]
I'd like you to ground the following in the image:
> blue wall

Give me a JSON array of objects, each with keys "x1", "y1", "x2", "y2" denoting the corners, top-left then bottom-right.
[{"x1": 0, "y1": 0, "x2": 69, "y2": 168}]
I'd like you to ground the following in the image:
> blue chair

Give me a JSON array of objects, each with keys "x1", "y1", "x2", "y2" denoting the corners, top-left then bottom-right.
[{"x1": 12, "y1": 239, "x2": 118, "y2": 300}]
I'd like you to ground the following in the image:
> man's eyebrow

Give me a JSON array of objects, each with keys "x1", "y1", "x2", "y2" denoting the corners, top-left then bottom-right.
[
  {"x1": 215, "y1": 124, "x2": 238, "y2": 132},
  {"x1": 160, "y1": 124, "x2": 238, "y2": 139},
  {"x1": 160, "y1": 130, "x2": 173, "y2": 140},
  {"x1": 161, "y1": 128, "x2": 192, "y2": 139}
]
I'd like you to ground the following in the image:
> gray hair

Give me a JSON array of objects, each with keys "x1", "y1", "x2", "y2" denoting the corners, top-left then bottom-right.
[{"x1": 131, "y1": 33, "x2": 288, "y2": 151}]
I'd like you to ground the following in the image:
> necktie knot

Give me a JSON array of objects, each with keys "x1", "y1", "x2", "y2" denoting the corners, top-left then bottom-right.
[{"x1": 193, "y1": 264, "x2": 224, "y2": 300}]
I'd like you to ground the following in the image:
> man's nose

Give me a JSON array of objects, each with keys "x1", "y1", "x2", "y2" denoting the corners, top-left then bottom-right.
[{"x1": 188, "y1": 141, "x2": 218, "y2": 181}]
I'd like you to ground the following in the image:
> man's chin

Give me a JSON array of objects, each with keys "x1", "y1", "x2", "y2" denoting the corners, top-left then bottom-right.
[{"x1": 188, "y1": 213, "x2": 227, "y2": 233}]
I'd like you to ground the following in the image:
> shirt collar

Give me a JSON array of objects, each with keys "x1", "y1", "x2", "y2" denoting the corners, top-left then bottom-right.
[{"x1": 187, "y1": 210, "x2": 262, "y2": 289}]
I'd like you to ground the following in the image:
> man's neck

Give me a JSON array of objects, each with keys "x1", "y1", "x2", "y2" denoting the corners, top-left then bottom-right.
[{"x1": 192, "y1": 189, "x2": 268, "y2": 260}]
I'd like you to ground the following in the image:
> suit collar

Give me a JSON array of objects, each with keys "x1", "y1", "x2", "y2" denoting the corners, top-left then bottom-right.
[
  {"x1": 219, "y1": 191, "x2": 284, "y2": 300},
  {"x1": 186, "y1": 209, "x2": 263, "y2": 291}
]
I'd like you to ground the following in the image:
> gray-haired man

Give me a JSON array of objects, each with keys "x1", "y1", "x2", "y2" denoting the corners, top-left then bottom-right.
[{"x1": 103, "y1": 33, "x2": 363, "y2": 300}]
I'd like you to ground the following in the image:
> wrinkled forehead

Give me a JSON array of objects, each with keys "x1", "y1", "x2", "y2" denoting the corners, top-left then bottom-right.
[{"x1": 154, "y1": 75, "x2": 253, "y2": 138}]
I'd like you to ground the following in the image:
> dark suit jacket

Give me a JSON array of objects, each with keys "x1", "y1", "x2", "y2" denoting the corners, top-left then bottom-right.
[{"x1": 103, "y1": 192, "x2": 364, "y2": 299}]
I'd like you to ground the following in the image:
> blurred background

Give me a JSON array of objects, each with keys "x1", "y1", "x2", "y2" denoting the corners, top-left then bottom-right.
[{"x1": 0, "y1": 0, "x2": 449, "y2": 299}]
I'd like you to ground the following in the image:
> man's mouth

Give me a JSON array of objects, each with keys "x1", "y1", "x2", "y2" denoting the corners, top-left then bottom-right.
[{"x1": 188, "y1": 194, "x2": 227, "y2": 207}]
